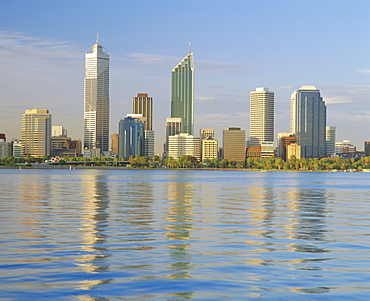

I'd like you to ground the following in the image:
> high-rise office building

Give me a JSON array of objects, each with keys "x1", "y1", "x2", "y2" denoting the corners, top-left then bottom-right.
[
  {"x1": 223, "y1": 127, "x2": 246, "y2": 162},
  {"x1": 171, "y1": 48, "x2": 194, "y2": 135},
  {"x1": 84, "y1": 36, "x2": 109, "y2": 152},
  {"x1": 21, "y1": 109, "x2": 52, "y2": 157},
  {"x1": 118, "y1": 116, "x2": 145, "y2": 159},
  {"x1": 249, "y1": 87, "x2": 274, "y2": 148},
  {"x1": 290, "y1": 86, "x2": 326, "y2": 158},
  {"x1": 132, "y1": 93, "x2": 153, "y2": 131},
  {"x1": 326, "y1": 126, "x2": 336, "y2": 157}
]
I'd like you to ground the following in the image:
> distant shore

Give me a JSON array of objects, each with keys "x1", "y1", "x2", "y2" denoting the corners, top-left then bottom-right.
[{"x1": 0, "y1": 164, "x2": 364, "y2": 172}]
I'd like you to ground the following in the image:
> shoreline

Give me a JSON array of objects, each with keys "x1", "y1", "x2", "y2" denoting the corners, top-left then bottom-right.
[{"x1": 0, "y1": 164, "x2": 364, "y2": 172}]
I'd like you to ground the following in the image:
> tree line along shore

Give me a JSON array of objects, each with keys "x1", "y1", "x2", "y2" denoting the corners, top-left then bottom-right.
[{"x1": 1, "y1": 155, "x2": 370, "y2": 172}]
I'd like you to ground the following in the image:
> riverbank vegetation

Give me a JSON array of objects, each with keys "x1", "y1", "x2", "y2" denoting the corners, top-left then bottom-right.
[{"x1": 2, "y1": 155, "x2": 370, "y2": 171}]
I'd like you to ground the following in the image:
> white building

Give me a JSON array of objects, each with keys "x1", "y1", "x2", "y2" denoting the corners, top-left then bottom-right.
[
  {"x1": 261, "y1": 141, "x2": 274, "y2": 158},
  {"x1": 12, "y1": 140, "x2": 22, "y2": 157},
  {"x1": 52, "y1": 126, "x2": 67, "y2": 137},
  {"x1": 144, "y1": 130, "x2": 155, "y2": 158},
  {"x1": 84, "y1": 36, "x2": 110, "y2": 152},
  {"x1": 326, "y1": 126, "x2": 336, "y2": 157},
  {"x1": 168, "y1": 133, "x2": 200, "y2": 161},
  {"x1": 202, "y1": 137, "x2": 218, "y2": 161},
  {"x1": 83, "y1": 148, "x2": 101, "y2": 159},
  {"x1": 249, "y1": 87, "x2": 274, "y2": 147}
]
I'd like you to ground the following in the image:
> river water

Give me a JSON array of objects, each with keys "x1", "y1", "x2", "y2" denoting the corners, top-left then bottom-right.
[{"x1": 1, "y1": 168, "x2": 370, "y2": 300}]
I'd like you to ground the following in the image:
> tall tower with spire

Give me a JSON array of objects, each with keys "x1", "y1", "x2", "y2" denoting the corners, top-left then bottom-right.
[
  {"x1": 171, "y1": 44, "x2": 194, "y2": 135},
  {"x1": 84, "y1": 35, "x2": 110, "y2": 152}
]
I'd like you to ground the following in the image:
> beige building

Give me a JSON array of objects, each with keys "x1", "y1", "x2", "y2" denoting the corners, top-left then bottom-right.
[
  {"x1": 287, "y1": 143, "x2": 301, "y2": 160},
  {"x1": 111, "y1": 134, "x2": 119, "y2": 155},
  {"x1": 200, "y1": 129, "x2": 214, "y2": 140},
  {"x1": 132, "y1": 93, "x2": 153, "y2": 131},
  {"x1": 223, "y1": 127, "x2": 246, "y2": 162},
  {"x1": 22, "y1": 109, "x2": 51, "y2": 157},
  {"x1": 202, "y1": 137, "x2": 218, "y2": 161},
  {"x1": 168, "y1": 133, "x2": 200, "y2": 161}
]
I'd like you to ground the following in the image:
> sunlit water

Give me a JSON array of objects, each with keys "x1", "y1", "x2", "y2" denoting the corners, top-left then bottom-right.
[{"x1": 1, "y1": 168, "x2": 370, "y2": 300}]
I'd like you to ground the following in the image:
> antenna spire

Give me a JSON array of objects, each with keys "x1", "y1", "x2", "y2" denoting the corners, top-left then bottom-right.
[
  {"x1": 96, "y1": 33, "x2": 99, "y2": 44},
  {"x1": 188, "y1": 34, "x2": 191, "y2": 54}
]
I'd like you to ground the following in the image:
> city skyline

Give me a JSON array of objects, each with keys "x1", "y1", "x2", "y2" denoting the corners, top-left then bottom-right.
[{"x1": 2, "y1": 1, "x2": 370, "y2": 154}]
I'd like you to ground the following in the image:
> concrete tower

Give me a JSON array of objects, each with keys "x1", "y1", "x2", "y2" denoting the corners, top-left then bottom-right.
[{"x1": 84, "y1": 35, "x2": 110, "y2": 152}]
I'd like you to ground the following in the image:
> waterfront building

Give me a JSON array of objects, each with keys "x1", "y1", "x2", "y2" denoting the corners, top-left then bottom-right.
[
  {"x1": 84, "y1": 36, "x2": 109, "y2": 152},
  {"x1": 246, "y1": 146, "x2": 261, "y2": 158},
  {"x1": 335, "y1": 140, "x2": 356, "y2": 154},
  {"x1": 261, "y1": 141, "x2": 274, "y2": 158},
  {"x1": 111, "y1": 134, "x2": 119, "y2": 156},
  {"x1": 69, "y1": 139, "x2": 82, "y2": 156},
  {"x1": 83, "y1": 147, "x2": 101, "y2": 158},
  {"x1": 287, "y1": 143, "x2": 301, "y2": 160},
  {"x1": 12, "y1": 140, "x2": 22, "y2": 157},
  {"x1": 290, "y1": 86, "x2": 326, "y2": 158},
  {"x1": 201, "y1": 137, "x2": 218, "y2": 161},
  {"x1": 365, "y1": 141, "x2": 370, "y2": 156},
  {"x1": 132, "y1": 93, "x2": 153, "y2": 131},
  {"x1": 171, "y1": 48, "x2": 194, "y2": 135},
  {"x1": 168, "y1": 133, "x2": 200, "y2": 161},
  {"x1": 277, "y1": 133, "x2": 296, "y2": 161},
  {"x1": 0, "y1": 139, "x2": 11, "y2": 158},
  {"x1": 223, "y1": 127, "x2": 246, "y2": 162},
  {"x1": 144, "y1": 130, "x2": 155, "y2": 158},
  {"x1": 249, "y1": 87, "x2": 274, "y2": 148},
  {"x1": 21, "y1": 109, "x2": 51, "y2": 157},
  {"x1": 326, "y1": 126, "x2": 336, "y2": 157},
  {"x1": 164, "y1": 117, "x2": 182, "y2": 156},
  {"x1": 52, "y1": 126, "x2": 67, "y2": 137},
  {"x1": 118, "y1": 116, "x2": 145, "y2": 159},
  {"x1": 51, "y1": 136, "x2": 72, "y2": 157}
]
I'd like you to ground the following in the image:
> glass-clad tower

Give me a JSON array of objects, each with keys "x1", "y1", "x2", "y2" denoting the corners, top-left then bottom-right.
[
  {"x1": 290, "y1": 86, "x2": 326, "y2": 158},
  {"x1": 171, "y1": 49, "x2": 194, "y2": 135},
  {"x1": 84, "y1": 36, "x2": 109, "y2": 152}
]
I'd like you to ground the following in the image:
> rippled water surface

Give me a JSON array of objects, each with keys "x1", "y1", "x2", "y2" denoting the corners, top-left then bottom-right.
[{"x1": 1, "y1": 168, "x2": 370, "y2": 300}]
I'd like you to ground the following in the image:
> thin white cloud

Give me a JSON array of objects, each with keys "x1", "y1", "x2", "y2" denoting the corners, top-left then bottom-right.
[{"x1": 358, "y1": 69, "x2": 370, "y2": 74}]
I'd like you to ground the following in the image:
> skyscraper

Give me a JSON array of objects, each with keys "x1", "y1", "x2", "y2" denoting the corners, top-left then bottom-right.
[
  {"x1": 84, "y1": 36, "x2": 109, "y2": 152},
  {"x1": 132, "y1": 94, "x2": 154, "y2": 157},
  {"x1": 21, "y1": 109, "x2": 51, "y2": 157},
  {"x1": 171, "y1": 48, "x2": 194, "y2": 135},
  {"x1": 249, "y1": 87, "x2": 274, "y2": 148},
  {"x1": 290, "y1": 86, "x2": 326, "y2": 158},
  {"x1": 132, "y1": 93, "x2": 153, "y2": 131}
]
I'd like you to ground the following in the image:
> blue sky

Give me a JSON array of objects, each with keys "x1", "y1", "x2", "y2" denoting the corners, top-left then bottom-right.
[{"x1": 1, "y1": 0, "x2": 370, "y2": 153}]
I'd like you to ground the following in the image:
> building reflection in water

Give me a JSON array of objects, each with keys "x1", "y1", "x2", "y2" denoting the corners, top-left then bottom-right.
[
  {"x1": 75, "y1": 172, "x2": 111, "y2": 291},
  {"x1": 16, "y1": 173, "x2": 53, "y2": 243},
  {"x1": 285, "y1": 186, "x2": 328, "y2": 252},
  {"x1": 165, "y1": 174, "x2": 194, "y2": 287}
]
